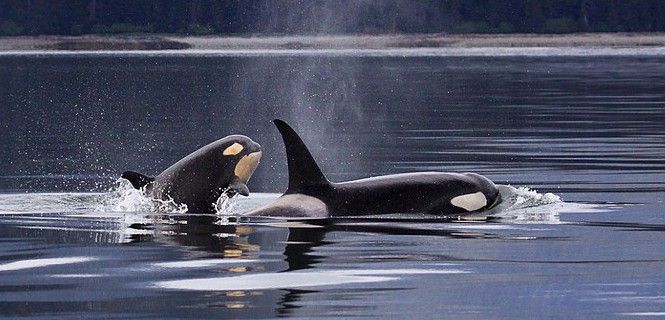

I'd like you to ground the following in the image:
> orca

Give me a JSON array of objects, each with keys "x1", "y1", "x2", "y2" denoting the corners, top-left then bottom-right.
[
  {"x1": 122, "y1": 135, "x2": 262, "y2": 213},
  {"x1": 246, "y1": 120, "x2": 500, "y2": 218}
]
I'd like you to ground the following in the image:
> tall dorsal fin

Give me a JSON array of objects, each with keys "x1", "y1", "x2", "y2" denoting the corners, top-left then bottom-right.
[
  {"x1": 273, "y1": 119, "x2": 330, "y2": 193},
  {"x1": 121, "y1": 171, "x2": 155, "y2": 190}
]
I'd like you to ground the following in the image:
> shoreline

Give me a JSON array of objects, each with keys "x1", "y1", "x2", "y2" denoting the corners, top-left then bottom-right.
[{"x1": 2, "y1": 33, "x2": 665, "y2": 52}]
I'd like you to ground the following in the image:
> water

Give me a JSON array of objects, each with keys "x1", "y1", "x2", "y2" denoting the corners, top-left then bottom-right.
[{"x1": 1, "y1": 49, "x2": 664, "y2": 318}]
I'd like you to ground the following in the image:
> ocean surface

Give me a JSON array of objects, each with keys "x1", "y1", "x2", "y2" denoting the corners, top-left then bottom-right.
[{"x1": 0, "y1": 49, "x2": 664, "y2": 319}]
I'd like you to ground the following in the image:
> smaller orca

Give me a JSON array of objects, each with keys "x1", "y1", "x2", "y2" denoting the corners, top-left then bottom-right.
[
  {"x1": 122, "y1": 135, "x2": 262, "y2": 213},
  {"x1": 246, "y1": 120, "x2": 500, "y2": 218}
]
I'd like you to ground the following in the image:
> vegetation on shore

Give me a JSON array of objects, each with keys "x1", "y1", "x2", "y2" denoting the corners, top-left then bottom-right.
[{"x1": 1, "y1": 1, "x2": 664, "y2": 37}]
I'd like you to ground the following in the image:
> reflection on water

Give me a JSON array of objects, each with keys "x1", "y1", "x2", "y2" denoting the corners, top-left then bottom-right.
[
  {"x1": 155, "y1": 268, "x2": 469, "y2": 291},
  {"x1": 0, "y1": 53, "x2": 664, "y2": 318},
  {"x1": 0, "y1": 257, "x2": 96, "y2": 272},
  {"x1": 0, "y1": 204, "x2": 662, "y2": 318}
]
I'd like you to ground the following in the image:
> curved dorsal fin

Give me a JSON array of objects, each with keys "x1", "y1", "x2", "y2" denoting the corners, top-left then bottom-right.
[
  {"x1": 121, "y1": 171, "x2": 155, "y2": 190},
  {"x1": 273, "y1": 119, "x2": 330, "y2": 193}
]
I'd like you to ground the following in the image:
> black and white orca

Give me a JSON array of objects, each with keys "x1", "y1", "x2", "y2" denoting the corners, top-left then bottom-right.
[
  {"x1": 122, "y1": 135, "x2": 262, "y2": 213},
  {"x1": 246, "y1": 119, "x2": 500, "y2": 218}
]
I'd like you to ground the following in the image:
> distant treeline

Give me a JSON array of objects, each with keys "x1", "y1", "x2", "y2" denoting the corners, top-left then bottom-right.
[{"x1": 1, "y1": 0, "x2": 665, "y2": 36}]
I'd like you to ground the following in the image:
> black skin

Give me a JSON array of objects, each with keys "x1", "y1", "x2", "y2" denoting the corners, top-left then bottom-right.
[
  {"x1": 299, "y1": 172, "x2": 500, "y2": 216},
  {"x1": 122, "y1": 135, "x2": 262, "y2": 213},
  {"x1": 247, "y1": 119, "x2": 500, "y2": 217}
]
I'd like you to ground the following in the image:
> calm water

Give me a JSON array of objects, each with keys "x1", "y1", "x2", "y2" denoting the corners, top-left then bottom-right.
[{"x1": 0, "y1": 50, "x2": 664, "y2": 319}]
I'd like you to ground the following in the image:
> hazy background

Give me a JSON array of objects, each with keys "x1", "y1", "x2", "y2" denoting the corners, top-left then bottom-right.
[{"x1": 1, "y1": 0, "x2": 665, "y2": 36}]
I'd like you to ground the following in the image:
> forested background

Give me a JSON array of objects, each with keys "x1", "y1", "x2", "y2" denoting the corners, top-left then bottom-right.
[{"x1": 1, "y1": 0, "x2": 664, "y2": 36}]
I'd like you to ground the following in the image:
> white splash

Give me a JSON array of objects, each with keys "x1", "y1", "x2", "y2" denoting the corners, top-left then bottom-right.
[
  {"x1": 98, "y1": 179, "x2": 243, "y2": 215},
  {"x1": 95, "y1": 179, "x2": 188, "y2": 213},
  {"x1": 0, "y1": 179, "x2": 192, "y2": 215},
  {"x1": 489, "y1": 185, "x2": 564, "y2": 224},
  {"x1": 213, "y1": 190, "x2": 239, "y2": 215}
]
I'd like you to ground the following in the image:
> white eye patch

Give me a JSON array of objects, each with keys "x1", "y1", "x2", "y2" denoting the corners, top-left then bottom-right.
[
  {"x1": 450, "y1": 192, "x2": 487, "y2": 212},
  {"x1": 223, "y1": 143, "x2": 244, "y2": 156}
]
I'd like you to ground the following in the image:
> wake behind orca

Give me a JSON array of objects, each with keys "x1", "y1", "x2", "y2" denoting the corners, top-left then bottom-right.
[
  {"x1": 122, "y1": 135, "x2": 262, "y2": 213},
  {"x1": 247, "y1": 119, "x2": 501, "y2": 218}
]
